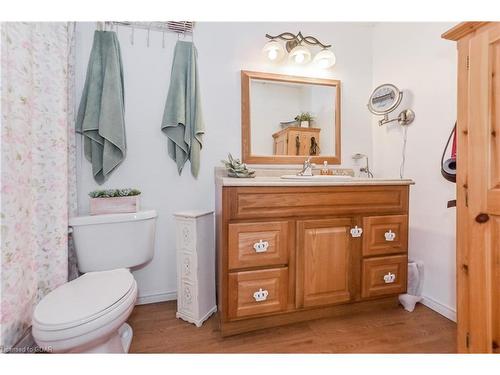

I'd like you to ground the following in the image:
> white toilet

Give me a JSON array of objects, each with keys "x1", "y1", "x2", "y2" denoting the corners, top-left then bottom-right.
[{"x1": 32, "y1": 210, "x2": 157, "y2": 353}]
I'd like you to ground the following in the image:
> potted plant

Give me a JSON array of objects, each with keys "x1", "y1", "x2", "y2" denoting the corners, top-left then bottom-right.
[
  {"x1": 295, "y1": 112, "x2": 314, "y2": 128},
  {"x1": 88, "y1": 188, "x2": 141, "y2": 215}
]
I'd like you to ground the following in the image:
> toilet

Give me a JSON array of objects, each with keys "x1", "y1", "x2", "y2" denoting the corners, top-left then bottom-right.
[{"x1": 32, "y1": 210, "x2": 157, "y2": 353}]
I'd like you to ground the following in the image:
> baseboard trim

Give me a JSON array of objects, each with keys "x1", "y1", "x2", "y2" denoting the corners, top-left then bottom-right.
[
  {"x1": 421, "y1": 295, "x2": 456, "y2": 322},
  {"x1": 136, "y1": 291, "x2": 177, "y2": 305}
]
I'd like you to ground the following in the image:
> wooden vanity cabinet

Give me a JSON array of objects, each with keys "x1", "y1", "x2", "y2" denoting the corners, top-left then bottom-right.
[{"x1": 216, "y1": 185, "x2": 410, "y2": 336}]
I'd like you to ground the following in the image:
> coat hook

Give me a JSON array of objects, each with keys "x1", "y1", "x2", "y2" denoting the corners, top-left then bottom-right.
[
  {"x1": 162, "y1": 31, "x2": 165, "y2": 48},
  {"x1": 147, "y1": 26, "x2": 151, "y2": 47},
  {"x1": 130, "y1": 26, "x2": 134, "y2": 45}
]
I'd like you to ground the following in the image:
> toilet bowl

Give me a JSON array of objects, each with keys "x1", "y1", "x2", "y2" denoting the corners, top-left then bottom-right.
[
  {"x1": 32, "y1": 210, "x2": 157, "y2": 353},
  {"x1": 32, "y1": 269, "x2": 138, "y2": 353}
]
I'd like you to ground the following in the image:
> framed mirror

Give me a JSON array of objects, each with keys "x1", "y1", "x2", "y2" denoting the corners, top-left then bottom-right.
[{"x1": 241, "y1": 70, "x2": 341, "y2": 164}]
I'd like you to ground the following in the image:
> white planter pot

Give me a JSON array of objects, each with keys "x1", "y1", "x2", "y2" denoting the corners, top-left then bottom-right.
[
  {"x1": 89, "y1": 195, "x2": 141, "y2": 215},
  {"x1": 300, "y1": 121, "x2": 309, "y2": 128}
]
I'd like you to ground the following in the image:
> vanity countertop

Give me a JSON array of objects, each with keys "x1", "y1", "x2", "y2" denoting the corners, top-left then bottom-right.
[{"x1": 215, "y1": 167, "x2": 414, "y2": 187}]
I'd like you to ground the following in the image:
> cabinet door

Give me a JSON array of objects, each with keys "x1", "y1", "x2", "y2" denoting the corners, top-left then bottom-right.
[{"x1": 297, "y1": 218, "x2": 356, "y2": 308}]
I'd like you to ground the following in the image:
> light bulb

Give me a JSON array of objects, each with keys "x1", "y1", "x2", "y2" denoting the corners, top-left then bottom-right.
[
  {"x1": 313, "y1": 48, "x2": 336, "y2": 69},
  {"x1": 294, "y1": 53, "x2": 305, "y2": 63},
  {"x1": 268, "y1": 49, "x2": 278, "y2": 61},
  {"x1": 317, "y1": 58, "x2": 329, "y2": 69},
  {"x1": 289, "y1": 45, "x2": 311, "y2": 65},
  {"x1": 262, "y1": 40, "x2": 285, "y2": 62}
]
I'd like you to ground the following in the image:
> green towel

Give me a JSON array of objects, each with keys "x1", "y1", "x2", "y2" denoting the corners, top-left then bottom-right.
[
  {"x1": 76, "y1": 30, "x2": 126, "y2": 184},
  {"x1": 161, "y1": 41, "x2": 204, "y2": 177}
]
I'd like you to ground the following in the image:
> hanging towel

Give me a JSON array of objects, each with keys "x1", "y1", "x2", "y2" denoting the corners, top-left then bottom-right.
[
  {"x1": 76, "y1": 30, "x2": 126, "y2": 184},
  {"x1": 161, "y1": 41, "x2": 204, "y2": 177}
]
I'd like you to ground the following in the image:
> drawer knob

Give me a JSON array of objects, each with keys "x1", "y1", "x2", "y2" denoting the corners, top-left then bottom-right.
[
  {"x1": 253, "y1": 288, "x2": 269, "y2": 302},
  {"x1": 253, "y1": 240, "x2": 269, "y2": 253},
  {"x1": 384, "y1": 230, "x2": 396, "y2": 241},
  {"x1": 383, "y1": 272, "x2": 396, "y2": 284},
  {"x1": 350, "y1": 226, "x2": 363, "y2": 238}
]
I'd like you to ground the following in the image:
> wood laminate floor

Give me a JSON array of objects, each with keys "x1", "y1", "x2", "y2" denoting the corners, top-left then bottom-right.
[{"x1": 128, "y1": 301, "x2": 456, "y2": 353}]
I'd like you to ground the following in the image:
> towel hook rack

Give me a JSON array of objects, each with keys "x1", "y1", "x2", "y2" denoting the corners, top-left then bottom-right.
[{"x1": 104, "y1": 21, "x2": 194, "y2": 47}]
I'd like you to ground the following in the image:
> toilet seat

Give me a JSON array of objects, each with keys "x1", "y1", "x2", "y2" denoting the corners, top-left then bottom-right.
[{"x1": 32, "y1": 269, "x2": 137, "y2": 349}]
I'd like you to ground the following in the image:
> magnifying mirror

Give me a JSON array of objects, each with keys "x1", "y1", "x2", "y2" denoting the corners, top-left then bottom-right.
[
  {"x1": 367, "y1": 83, "x2": 415, "y2": 126},
  {"x1": 368, "y1": 84, "x2": 402, "y2": 115}
]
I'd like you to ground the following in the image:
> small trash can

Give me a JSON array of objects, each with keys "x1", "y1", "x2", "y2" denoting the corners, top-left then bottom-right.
[{"x1": 399, "y1": 260, "x2": 424, "y2": 312}]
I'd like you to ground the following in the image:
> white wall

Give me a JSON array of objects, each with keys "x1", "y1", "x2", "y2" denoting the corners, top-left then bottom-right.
[
  {"x1": 75, "y1": 22, "x2": 375, "y2": 303},
  {"x1": 371, "y1": 23, "x2": 457, "y2": 319}
]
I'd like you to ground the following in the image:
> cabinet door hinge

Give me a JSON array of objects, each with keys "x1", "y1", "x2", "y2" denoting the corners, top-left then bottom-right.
[
  {"x1": 493, "y1": 340, "x2": 499, "y2": 351},
  {"x1": 466, "y1": 332, "x2": 470, "y2": 349},
  {"x1": 466, "y1": 55, "x2": 470, "y2": 70}
]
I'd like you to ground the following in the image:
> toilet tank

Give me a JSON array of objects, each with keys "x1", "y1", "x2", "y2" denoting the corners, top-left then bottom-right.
[{"x1": 69, "y1": 210, "x2": 157, "y2": 273}]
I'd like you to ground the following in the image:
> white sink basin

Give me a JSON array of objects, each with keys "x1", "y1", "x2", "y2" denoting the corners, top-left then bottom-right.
[{"x1": 280, "y1": 174, "x2": 353, "y2": 181}]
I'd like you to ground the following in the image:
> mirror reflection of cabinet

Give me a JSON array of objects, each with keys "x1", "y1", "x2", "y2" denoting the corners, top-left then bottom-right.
[
  {"x1": 272, "y1": 127, "x2": 321, "y2": 156},
  {"x1": 241, "y1": 70, "x2": 341, "y2": 165}
]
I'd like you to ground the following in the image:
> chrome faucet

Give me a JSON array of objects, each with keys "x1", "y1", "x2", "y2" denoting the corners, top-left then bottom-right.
[
  {"x1": 297, "y1": 157, "x2": 314, "y2": 176},
  {"x1": 352, "y1": 153, "x2": 374, "y2": 178}
]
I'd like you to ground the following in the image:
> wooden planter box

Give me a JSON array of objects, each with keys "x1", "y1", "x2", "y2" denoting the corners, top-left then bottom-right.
[{"x1": 90, "y1": 195, "x2": 141, "y2": 215}]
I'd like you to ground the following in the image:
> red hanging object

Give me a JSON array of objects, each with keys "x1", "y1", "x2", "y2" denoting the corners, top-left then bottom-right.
[{"x1": 451, "y1": 127, "x2": 457, "y2": 160}]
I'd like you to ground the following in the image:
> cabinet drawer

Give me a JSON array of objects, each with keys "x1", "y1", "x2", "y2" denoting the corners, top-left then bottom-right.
[
  {"x1": 178, "y1": 251, "x2": 197, "y2": 282},
  {"x1": 362, "y1": 255, "x2": 407, "y2": 298},
  {"x1": 228, "y1": 221, "x2": 288, "y2": 270},
  {"x1": 178, "y1": 279, "x2": 197, "y2": 317},
  {"x1": 176, "y1": 219, "x2": 196, "y2": 252},
  {"x1": 228, "y1": 267, "x2": 288, "y2": 319},
  {"x1": 362, "y1": 215, "x2": 408, "y2": 256}
]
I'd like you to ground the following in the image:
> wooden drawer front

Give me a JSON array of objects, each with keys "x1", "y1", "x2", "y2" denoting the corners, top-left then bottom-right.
[
  {"x1": 362, "y1": 255, "x2": 407, "y2": 298},
  {"x1": 362, "y1": 215, "x2": 408, "y2": 256},
  {"x1": 228, "y1": 221, "x2": 288, "y2": 269},
  {"x1": 228, "y1": 268, "x2": 288, "y2": 319},
  {"x1": 227, "y1": 186, "x2": 408, "y2": 220}
]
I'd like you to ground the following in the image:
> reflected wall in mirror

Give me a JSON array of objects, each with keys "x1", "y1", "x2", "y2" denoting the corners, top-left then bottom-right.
[{"x1": 242, "y1": 70, "x2": 341, "y2": 165}]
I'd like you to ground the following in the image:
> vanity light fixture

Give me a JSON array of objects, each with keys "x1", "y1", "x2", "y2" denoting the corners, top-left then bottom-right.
[{"x1": 264, "y1": 32, "x2": 336, "y2": 68}]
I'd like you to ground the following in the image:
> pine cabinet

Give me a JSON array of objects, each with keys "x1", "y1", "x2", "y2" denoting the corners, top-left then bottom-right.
[
  {"x1": 216, "y1": 184, "x2": 411, "y2": 336},
  {"x1": 272, "y1": 127, "x2": 321, "y2": 156},
  {"x1": 443, "y1": 21, "x2": 500, "y2": 353}
]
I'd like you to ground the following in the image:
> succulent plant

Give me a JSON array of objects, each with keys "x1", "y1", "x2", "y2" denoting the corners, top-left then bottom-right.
[
  {"x1": 221, "y1": 153, "x2": 255, "y2": 178},
  {"x1": 295, "y1": 112, "x2": 314, "y2": 122},
  {"x1": 89, "y1": 188, "x2": 141, "y2": 198}
]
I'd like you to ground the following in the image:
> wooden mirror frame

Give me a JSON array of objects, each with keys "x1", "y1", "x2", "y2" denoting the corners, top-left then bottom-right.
[{"x1": 241, "y1": 70, "x2": 341, "y2": 165}]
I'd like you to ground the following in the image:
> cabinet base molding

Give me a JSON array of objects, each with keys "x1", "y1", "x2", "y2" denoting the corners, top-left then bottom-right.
[
  {"x1": 219, "y1": 296, "x2": 399, "y2": 337},
  {"x1": 177, "y1": 306, "x2": 218, "y2": 328}
]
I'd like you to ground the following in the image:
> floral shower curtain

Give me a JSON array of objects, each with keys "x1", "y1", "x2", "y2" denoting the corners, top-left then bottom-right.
[{"x1": 0, "y1": 22, "x2": 77, "y2": 350}]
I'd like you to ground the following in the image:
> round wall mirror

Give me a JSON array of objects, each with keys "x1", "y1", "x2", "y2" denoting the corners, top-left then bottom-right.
[{"x1": 367, "y1": 83, "x2": 403, "y2": 115}]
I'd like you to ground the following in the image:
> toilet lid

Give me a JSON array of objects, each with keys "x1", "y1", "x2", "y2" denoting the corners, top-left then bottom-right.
[{"x1": 33, "y1": 269, "x2": 134, "y2": 329}]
